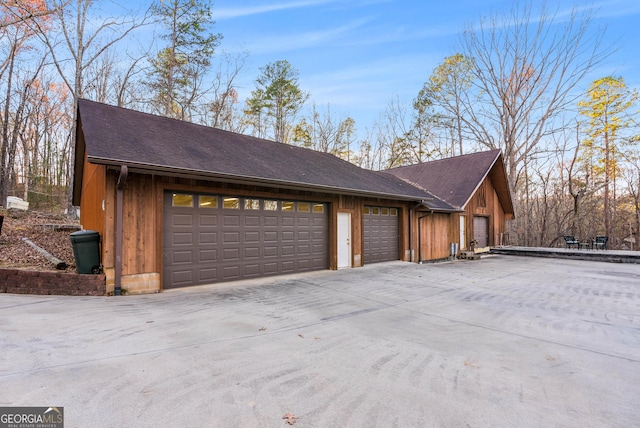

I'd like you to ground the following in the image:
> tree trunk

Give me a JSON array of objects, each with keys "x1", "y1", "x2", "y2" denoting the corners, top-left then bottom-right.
[
  {"x1": 0, "y1": 44, "x2": 17, "y2": 208},
  {"x1": 604, "y1": 131, "x2": 611, "y2": 237}
]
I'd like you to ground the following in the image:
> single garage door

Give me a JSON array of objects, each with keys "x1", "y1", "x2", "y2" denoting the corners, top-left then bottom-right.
[
  {"x1": 473, "y1": 216, "x2": 489, "y2": 248},
  {"x1": 364, "y1": 206, "x2": 399, "y2": 264},
  {"x1": 163, "y1": 192, "x2": 328, "y2": 288}
]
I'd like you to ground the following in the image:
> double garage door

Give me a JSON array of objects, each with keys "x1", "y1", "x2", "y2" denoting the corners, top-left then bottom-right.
[{"x1": 163, "y1": 192, "x2": 328, "y2": 289}]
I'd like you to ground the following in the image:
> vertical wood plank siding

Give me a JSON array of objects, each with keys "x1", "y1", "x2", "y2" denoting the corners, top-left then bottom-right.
[
  {"x1": 463, "y1": 176, "x2": 506, "y2": 247},
  {"x1": 419, "y1": 213, "x2": 452, "y2": 260},
  {"x1": 79, "y1": 157, "x2": 106, "y2": 239}
]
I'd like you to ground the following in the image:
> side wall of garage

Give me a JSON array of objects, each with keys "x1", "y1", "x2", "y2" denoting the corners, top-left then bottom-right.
[
  {"x1": 417, "y1": 212, "x2": 454, "y2": 261},
  {"x1": 463, "y1": 175, "x2": 507, "y2": 248}
]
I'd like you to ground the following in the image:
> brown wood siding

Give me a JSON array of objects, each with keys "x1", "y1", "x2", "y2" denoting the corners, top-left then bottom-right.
[
  {"x1": 101, "y1": 172, "x2": 157, "y2": 276},
  {"x1": 122, "y1": 174, "x2": 157, "y2": 275},
  {"x1": 492, "y1": 185, "x2": 507, "y2": 244},
  {"x1": 463, "y1": 176, "x2": 506, "y2": 247},
  {"x1": 103, "y1": 173, "x2": 115, "y2": 269},
  {"x1": 79, "y1": 157, "x2": 106, "y2": 238},
  {"x1": 418, "y1": 213, "x2": 451, "y2": 260}
]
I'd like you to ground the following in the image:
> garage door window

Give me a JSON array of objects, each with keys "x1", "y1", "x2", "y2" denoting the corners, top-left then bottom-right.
[
  {"x1": 245, "y1": 198, "x2": 260, "y2": 210},
  {"x1": 313, "y1": 204, "x2": 324, "y2": 213},
  {"x1": 264, "y1": 200, "x2": 278, "y2": 211},
  {"x1": 282, "y1": 201, "x2": 295, "y2": 211},
  {"x1": 199, "y1": 195, "x2": 217, "y2": 208},
  {"x1": 173, "y1": 193, "x2": 193, "y2": 207},
  {"x1": 298, "y1": 202, "x2": 310, "y2": 212},
  {"x1": 223, "y1": 197, "x2": 240, "y2": 209}
]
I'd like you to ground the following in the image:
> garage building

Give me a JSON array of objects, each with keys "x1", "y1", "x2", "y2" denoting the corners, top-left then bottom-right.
[{"x1": 73, "y1": 100, "x2": 512, "y2": 294}]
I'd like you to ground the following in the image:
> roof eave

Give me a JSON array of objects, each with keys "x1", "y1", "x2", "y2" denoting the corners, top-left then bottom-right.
[
  {"x1": 90, "y1": 156, "x2": 429, "y2": 202},
  {"x1": 460, "y1": 150, "x2": 500, "y2": 209},
  {"x1": 458, "y1": 150, "x2": 515, "y2": 217}
]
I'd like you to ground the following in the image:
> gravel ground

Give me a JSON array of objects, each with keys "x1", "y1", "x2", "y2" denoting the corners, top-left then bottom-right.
[{"x1": 0, "y1": 209, "x2": 78, "y2": 271}]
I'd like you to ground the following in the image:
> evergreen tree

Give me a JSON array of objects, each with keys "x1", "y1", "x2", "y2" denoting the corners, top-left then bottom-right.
[
  {"x1": 147, "y1": 0, "x2": 221, "y2": 120},
  {"x1": 578, "y1": 76, "x2": 638, "y2": 237},
  {"x1": 244, "y1": 60, "x2": 309, "y2": 143}
]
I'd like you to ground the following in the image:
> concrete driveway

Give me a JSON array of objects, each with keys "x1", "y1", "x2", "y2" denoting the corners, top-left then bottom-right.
[{"x1": 1, "y1": 255, "x2": 639, "y2": 427}]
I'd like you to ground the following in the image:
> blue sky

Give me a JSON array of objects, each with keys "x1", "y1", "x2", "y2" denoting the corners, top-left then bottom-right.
[{"x1": 163, "y1": 0, "x2": 640, "y2": 135}]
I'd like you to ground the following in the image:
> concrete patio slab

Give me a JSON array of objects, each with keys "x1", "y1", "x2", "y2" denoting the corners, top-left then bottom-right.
[{"x1": 1, "y1": 255, "x2": 639, "y2": 427}]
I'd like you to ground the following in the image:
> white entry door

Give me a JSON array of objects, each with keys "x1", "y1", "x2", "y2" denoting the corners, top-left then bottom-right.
[{"x1": 337, "y1": 212, "x2": 351, "y2": 268}]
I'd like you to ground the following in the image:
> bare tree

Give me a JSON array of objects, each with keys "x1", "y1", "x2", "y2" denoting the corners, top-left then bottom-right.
[
  {"x1": 83, "y1": 47, "x2": 149, "y2": 109},
  {"x1": 456, "y1": 2, "x2": 610, "y2": 193},
  {"x1": 28, "y1": 0, "x2": 150, "y2": 213},
  {"x1": 416, "y1": 53, "x2": 474, "y2": 156},
  {"x1": 352, "y1": 128, "x2": 386, "y2": 171},
  {"x1": 566, "y1": 123, "x2": 589, "y2": 238},
  {"x1": 0, "y1": 0, "x2": 67, "y2": 29},
  {"x1": 203, "y1": 50, "x2": 248, "y2": 132},
  {"x1": 620, "y1": 138, "x2": 640, "y2": 250},
  {"x1": 292, "y1": 104, "x2": 356, "y2": 161},
  {"x1": 0, "y1": 0, "x2": 51, "y2": 205},
  {"x1": 374, "y1": 98, "x2": 413, "y2": 168},
  {"x1": 373, "y1": 96, "x2": 449, "y2": 169}
]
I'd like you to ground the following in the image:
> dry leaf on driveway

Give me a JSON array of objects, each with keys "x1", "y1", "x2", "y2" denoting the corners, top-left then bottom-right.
[{"x1": 282, "y1": 413, "x2": 298, "y2": 425}]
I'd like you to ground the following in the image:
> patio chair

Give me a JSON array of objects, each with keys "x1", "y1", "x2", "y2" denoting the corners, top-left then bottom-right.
[
  {"x1": 593, "y1": 235, "x2": 608, "y2": 250},
  {"x1": 563, "y1": 235, "x2": 579, "y2": 249}
]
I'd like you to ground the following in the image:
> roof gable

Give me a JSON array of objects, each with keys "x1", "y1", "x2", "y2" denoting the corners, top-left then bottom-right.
[
  {"x1": 386, "y1": 150, "x2": 514, "y2": 216},
  {"x1": 74, "y1": 99, "x2": 454, "y2": 208}
]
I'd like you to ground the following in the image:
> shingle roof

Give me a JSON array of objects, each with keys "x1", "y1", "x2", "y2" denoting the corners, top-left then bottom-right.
[
  {"x1": 75, "y1": 99, "x2": 453, "y2": 208},
  {"x1": 386, "y1": 149, "x2": 514, "y2": 215}
]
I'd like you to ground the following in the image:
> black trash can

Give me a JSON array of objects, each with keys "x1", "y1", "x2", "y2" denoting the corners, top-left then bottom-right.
[{"x1": 70, "y1": 230, "x2": 102, "y2": 274}]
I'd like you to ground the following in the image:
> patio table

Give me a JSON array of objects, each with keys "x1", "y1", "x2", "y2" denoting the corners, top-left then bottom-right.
[{"x1": 578, "y1": 241, "x2": 591, "y2": 250}]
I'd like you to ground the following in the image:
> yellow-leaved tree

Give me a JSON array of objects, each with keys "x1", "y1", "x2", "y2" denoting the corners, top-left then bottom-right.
[{"x1": 578, "y1": 76, "x2": 638, "y2": 239}]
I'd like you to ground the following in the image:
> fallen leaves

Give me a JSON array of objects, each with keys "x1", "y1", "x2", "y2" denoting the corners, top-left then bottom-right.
[
  {"x1": 0, "y1": 210, "x2": 78, "y2": 271},
  {"x1": 282, "y1": 413, "x2": 298, "y2": 425},
  {"x1": 464, "y1": 359, "x2": 479, "y2": 369}
]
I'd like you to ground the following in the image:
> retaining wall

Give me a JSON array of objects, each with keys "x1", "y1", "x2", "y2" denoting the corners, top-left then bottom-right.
[{"x1": 0, "y1": 269, "x2": 106, "y2": 296}]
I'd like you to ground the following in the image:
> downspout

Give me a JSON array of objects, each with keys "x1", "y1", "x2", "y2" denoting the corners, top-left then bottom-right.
[
  {"x1": 115, "y1": 165, "x2": 128, "y2": 296},
  {"x1": 408, "y1": 208, "x2": 413, "y2": 262}
]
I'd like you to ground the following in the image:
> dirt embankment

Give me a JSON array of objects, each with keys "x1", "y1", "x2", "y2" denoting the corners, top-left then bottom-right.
[{"x1": 0, "y1": 210, "x2": 79, "y2": 272}]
